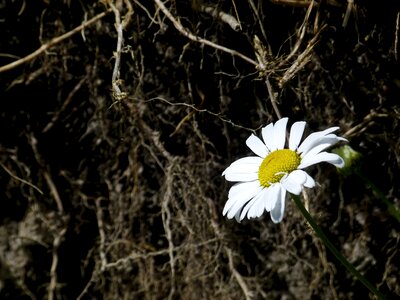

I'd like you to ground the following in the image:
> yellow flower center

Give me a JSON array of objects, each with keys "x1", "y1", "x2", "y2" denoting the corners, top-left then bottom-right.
[{"x1": 258, "y1": 149, "x2": 301, "y2": 187}]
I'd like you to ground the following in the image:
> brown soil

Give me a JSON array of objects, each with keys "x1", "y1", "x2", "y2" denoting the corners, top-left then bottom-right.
[{"x1": 0, "y1": 1, "x2": 399, "y2": 299}]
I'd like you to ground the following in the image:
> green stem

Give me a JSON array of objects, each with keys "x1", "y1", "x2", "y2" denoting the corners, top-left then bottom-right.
[
  {"x1": 291, "y1": 194, "x2": 386, "y2": 300},
  {"x1": 355, "y1": 170, "x2": 400, "y2": 223}
]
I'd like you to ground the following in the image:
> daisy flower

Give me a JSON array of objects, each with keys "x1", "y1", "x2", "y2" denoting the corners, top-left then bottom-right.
[{"x1": 222, "y1": 117, "x2": 346, "y2": 223}]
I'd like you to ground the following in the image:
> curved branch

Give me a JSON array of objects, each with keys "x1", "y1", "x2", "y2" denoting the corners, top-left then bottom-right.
[
  {"x1": 153, "y1": 0, "x2": 258, "y2": 67},
  {"x1": 0, "y1": 9, "x2": 111, "y2": 73}
]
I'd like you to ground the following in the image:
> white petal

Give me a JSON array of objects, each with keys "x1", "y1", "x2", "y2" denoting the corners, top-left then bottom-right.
[
  {"x1": 272, "y1": 117, "x2": 288, "y2": 150},
  {"x1": 223, "y1": 182, "x2": 254, "y2": 213},
  {"x1": 281, "y1": 170, "x2": 316, "y2": 193},
  {"x1": 329, "y1": 155, "x2": 345, "y2": 168},
  {"x1": 299, "y1": 152, "x2": 345, "y2": 169},
  {"x1": 247, "y1": 189, "x2": 268, "y2": 219},
  {"x1": 227, "y1": 181, "x2": 252, "y2": 199},
  {"x1": 227, "y1": 187, "x2": 262, "y2": 219},
  {"x1": 301, "y1": 137, "x2": 339, "y2": 159},
  {"x1": 281, "y1": 170, "x2": 307, "y2": 195},
  {"x1": 297, "y1": 127, "x2": 340, "y2": 154},
  {"x1": 223, "y1": 181, "x2": 262, "y2": 219},
  {"x1": 300, "y1": 135, "x2": 347, "y2": 158},
  {"x1": 222, "y1": 159, "x2": 260, "y2": 182},
  {"x1": 234, "y1": 210, "x2": 242, "y2": 222},
  {"x1": 270, "y1": 186, "x2": 286, "y2": 223},
  {"x1": 261, "y1": 123, "x2": 275, "y2": 152},
  {"x1": 224, "y1": 172, "x2": 258, "y2": 182},
  {"x1": 223, "y1": 162, "x2": 260, "y2": 175},
  {"x1": 303, "y1": 172, "x2": 316, "y2": 188},
  {"x1": 246, "y1": 134, "x2": 269, "y2": 158},
  {"x1": 239, "y1": 189, "x2": 265, "y2": 220},
  {"x1": 289, "y1": 121, "x2": 306, "y2": 150},
  {"x1": 224, "y1": 156, "x2": 263, "y2": 170},
  {"x1": 265, "y1": 184, "x2": 280, "y2": 211}
]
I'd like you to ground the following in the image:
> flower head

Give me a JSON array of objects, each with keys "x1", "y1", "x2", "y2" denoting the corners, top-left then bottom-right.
[{"x1": 222, "y1": 118, "x2": 346, "y2": 223}]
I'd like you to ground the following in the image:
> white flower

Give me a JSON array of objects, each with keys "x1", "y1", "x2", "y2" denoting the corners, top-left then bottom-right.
[{"x1": 222, "y1": 117, "x2": 346, "y2": 223}]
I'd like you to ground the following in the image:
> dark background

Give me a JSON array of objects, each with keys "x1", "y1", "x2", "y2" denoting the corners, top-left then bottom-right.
[{"x1": 0, "y1": 0, "x2": 399, "y2": 299}]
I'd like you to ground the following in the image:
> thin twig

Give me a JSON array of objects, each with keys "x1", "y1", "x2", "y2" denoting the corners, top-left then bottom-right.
[
  {"x1": 103, "y1": 238, "x2": 218, "y2": 269},
  {"x1": 265, "y1": 77, "x2": 282, "y2": 119},
  {"x1": 153, "y1": 0, "x2": 258, "y2": 67},
  {"x1": 230, "y1": 0, "x2": 242, "y2": 31},
  {"x1": 278, "y1": 25, "x2": 325, "y2": 87},
  {"x1": 108, "y1": 0, "x2": 133, "y2": 99},
  {"x1": 95, "y1": 197, "x2": 108, "y2": 271},
  {"x1": 110, "y1": 1, "x2": 124, "y2": 96},
  {"x1": 248, "y1": 0, "x2": 268, "y2": 42},
  {"x1": 226, "y1": 248, "x2": 254, "y2": 300},
  {"x1": 0, "y1": 9, "x2": 111, "y2": 73},
  {"x1": 270, "y1": 0, "x2": 319, "y2": 7},
  {"x1": 143, "y1": 96, "x2": 257, "y2": 132},
  {"x1": 42, "y1": 76, "x2": 88, "y2": 133},
  {"x1": 0, "y1": 161, "x2": 43, "y2": 195},
  {"x1": 342, "y1": 0, "x2": 354, "y2": 28},
  {"x1": 343, "y1": 111, "x2": 389, "y2": 138},
  {"x1": 199, "y1": 5, "x2": 241, "y2": 31},
  {"x1": 30, "y1": 135, "x2": 64, "y2": 213},
  {"x1": 47, "y1": 227, "x2": 68, "y2": 300},
  {"x1": 395, "y1": 12, "x2": 400, "y2": 61},
  {"x1": 278, "y1": 0, "x2": 314, "y2": 66},
  {"x1": 161, "y1": 159, "x2": 178, "y2": 300}
]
